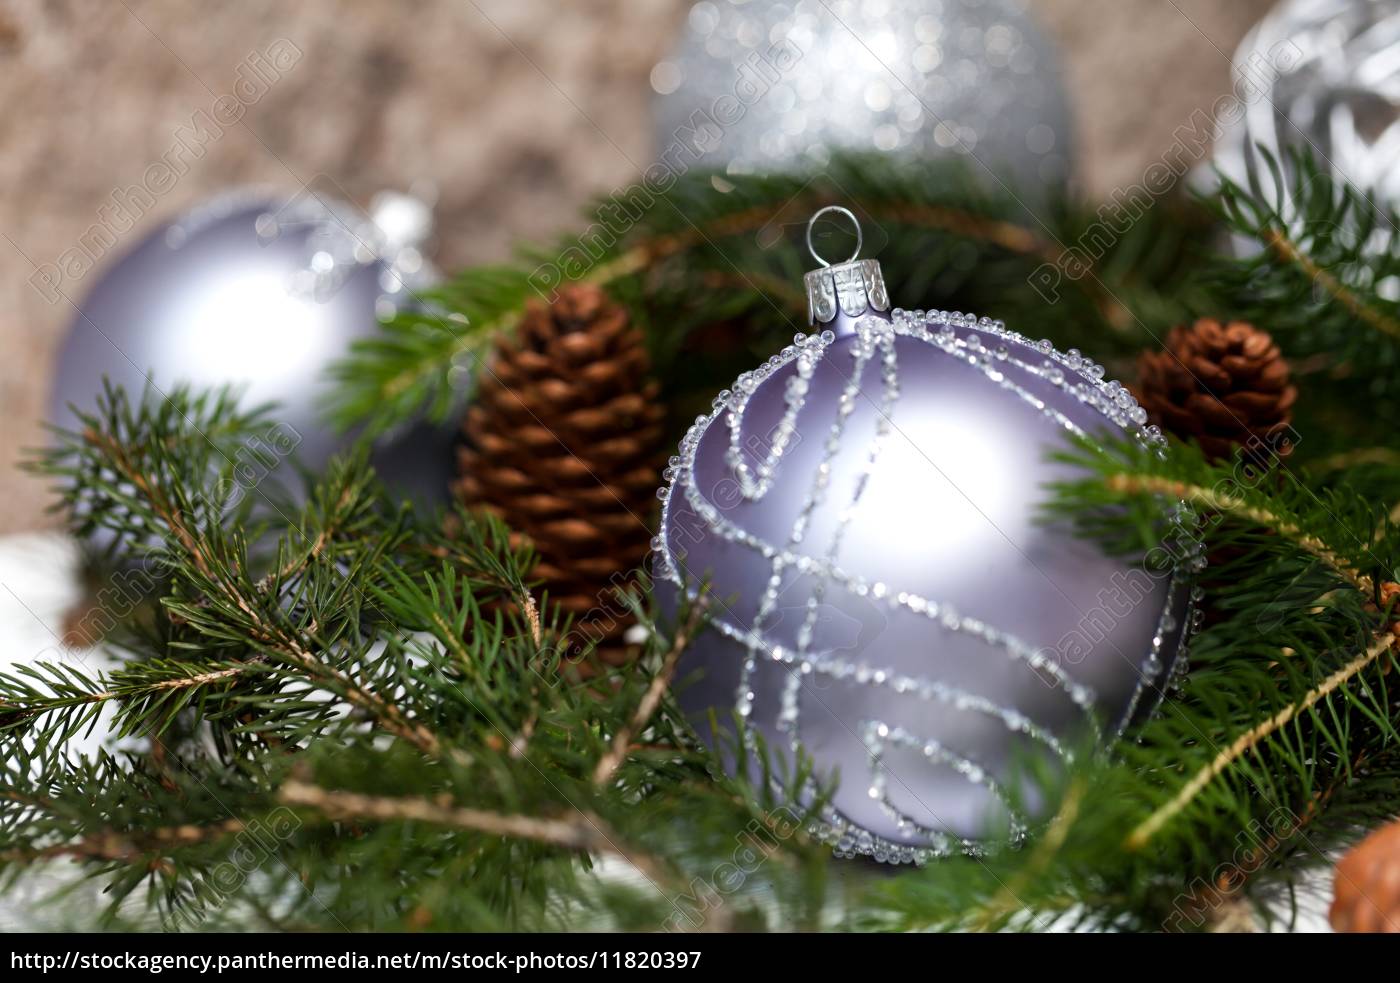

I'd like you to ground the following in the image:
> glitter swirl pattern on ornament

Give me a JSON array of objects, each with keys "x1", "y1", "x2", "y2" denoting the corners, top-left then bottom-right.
[
  {"x1": 1215, "y1": 0, "x2": 1400, "y2": 211},
  {"x1": 654, "y1": 312, "x2": 1202, "y2": 863},
  {"x1": 650, "y1": 0, "x2": 1073, "y2": 192}
]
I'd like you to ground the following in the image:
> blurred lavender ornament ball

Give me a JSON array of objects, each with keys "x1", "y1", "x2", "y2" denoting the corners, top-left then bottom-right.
[
  {"x1": 651, "y1": 0, "x2": 1073, "y2": 191},
  {"x1": 655, "y1": 214, "x2": 1198, "y2": 862},
  {"x1": 48, "y1": 187, "x2": 454, "y2": 512}
]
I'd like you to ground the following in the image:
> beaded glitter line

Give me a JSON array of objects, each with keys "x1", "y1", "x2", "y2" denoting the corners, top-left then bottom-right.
[
  {"x1": 737, "y1": 325, "x2": 885, "y2": 740},
  {"x1": 1114, "y1": 569, "x2": 1187, "y2": 734},
  {"x1": 794, "y1": 321, "x2": 899, "y2": 660},
  {"x1": 724, "y1": 330, "x2": 830, "y2": 500},
  {"x1": 780, "y1": 322, "x2": 901, "y2": 749},
  {"x1": 661, "y1": 312, "x2": 1200, "y2": 726},
  {"x1": 862, "y1": 720, "x2": 1029, "y2": 847},
  {"x1": 656, "y1": 306, "x2": 1202, "y2": 863},
  {"x1": 677, "y1": 406, "x2": 1098, "y2": 716},
  {"x1": 675, "y1": 319, "x2": 1121, "y2": 714},
  {"x1": 693, "y1": 613, "x2": 1072, "y2": 759}
]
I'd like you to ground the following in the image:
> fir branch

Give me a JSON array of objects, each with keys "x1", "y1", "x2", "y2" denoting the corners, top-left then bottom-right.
[
  {"x1": 0, "y1": 817, "x2": 247, "y2": 865},
  {"x1": 969, "y1": 776, "x2": 1084, "y2": 931},
  {"x1": 19, "y1": 144, "x2": 1400, "y2": 931},
  {"x1": 277, "y1": 781, "x2": 614, "y2": 853},
  {"x1": 1104, "y1": 472, "x2": 1373, "y2": 594},
  {"x1": 1126, "y1": 632, "x2": 1397, "y2": 849},
  {"x1": 1174, "y1": 742, "x2": 1382, "y2": 923},
  {"x1": 1205, "y1": 148, "x2": 1400, "y2": 419},
  {"x1": 1260, "y1": 227, "x2": 1400, "y2": 343},
  {"x1": 29, "y1": 386, "x2": 539, "y2": 759},
  {"x1": 329, "y1": 154, "x2": 1202, "y2": 438},
  {"x1": 592, "y1": 599, "x2": 704, "y2": 786},
  {"x1": 0, "y1": 659, "x2": 245, "y2": 735},
  {"x1": 12, "y1": 382, "x2": 842, "y2": 930},
  {"x1": 1003, "y1": 432, "x2": 1400, "y2": 927},
  {"x1": 276, "y1": 781, "x2": 699, "y2": 921}
]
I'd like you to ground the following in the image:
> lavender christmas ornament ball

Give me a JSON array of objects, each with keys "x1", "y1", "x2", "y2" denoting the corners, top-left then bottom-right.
[
  {"x1": 654, "y1": 213, "x2": 1198, "y2": 862},
  {"x1": 48, "y1": 187, "x2": 453, "y2": 513}
]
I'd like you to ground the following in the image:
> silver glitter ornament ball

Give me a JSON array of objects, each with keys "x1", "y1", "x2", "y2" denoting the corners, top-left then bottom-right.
[
  {"x1": 656, "y1": 213, "x2": 1198, "y2": 862},
  {"x1": 49, "y1": 187, "x2": 455, "y2": 512},
  {"x1": 651, "y1": 0, "x2": 1073, "y2": 190},
  {"x1": 1214, "y1": 0, "x2": 1400, "y2": 211}
]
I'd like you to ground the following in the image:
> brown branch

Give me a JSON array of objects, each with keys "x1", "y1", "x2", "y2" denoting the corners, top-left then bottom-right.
[
  {"x1": 520, "y1": 590, "x2": 543, "y2": 648},
  {"x1": 1312, "y1": 447, "x2": 1400, "y2": 473},
  {"x1": 0, "y1": 817, "x2": 246, "y2": 865},
  {"x1": 277, "y1": 637, "x2": 441, "y2": 757},
  {"x1": 279, "y1": 781, "x2": 607, "y2": 851},
  {"x1": 83, "y1": 428, "x2": 214, "y2": 579},
  {"x1": 592, "y1": 603, "x2": 703, "y2": 786},
  {"x1": 9, "y1": 646, "x2": 434, "y2": 759},
  {"x1": 697, "y1": 270, "x2": 807, "y2": 313},
  {"x1": 2, "y1": 790, "x2": 56, "y2": 812},
  {"x1": 151, "y1": 666, "x2": 243, "y2": 690},
  {"x1": 1126, "y1": 633, "x2": 1397, "y2": 850},
  {"x1": 0, "y1": 665, "x2": 244, "y2": 733},
  {"x1": 275, "y1": 782, "x2": 708, "y2": 926},
  {"x1": 640, "y1": 198, "x2": 1063, "y2": 266},
  {"x1": 262, "y1": 483, "x2": 359, "y2": 587},
  {"x1": 1172, "y1": 746, "x2": 1375, "y2": 929},
  {"x1": 374, "y1": 194, "x2": 1072, "y2": 409},
  {"x1": 1105, "y1": 473, "x2": 1373, "y2": 595},
  {"x1": 871, "y1": 201, "x2": 1064, "y2": 264},
  {"x1": 275, "y1": 783, "x2": 659, "y2": 897},
  {"x1": 1264, "y1": 229, "x2": 1400, "y2": 343}
]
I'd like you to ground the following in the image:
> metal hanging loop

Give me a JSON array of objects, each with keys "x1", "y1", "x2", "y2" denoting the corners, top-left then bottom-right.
[{"x1": 806, "y1": 206, "x2": 863, "y2": 268}]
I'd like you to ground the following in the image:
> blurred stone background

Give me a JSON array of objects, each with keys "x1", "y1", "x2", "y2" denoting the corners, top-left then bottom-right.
[{"x1": 0, "y1": 0, "x2": 1275, "y2": 533}]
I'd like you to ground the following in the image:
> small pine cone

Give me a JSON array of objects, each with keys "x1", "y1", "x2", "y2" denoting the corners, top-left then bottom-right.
[
  {"x1": 455, "y1": 284, "x2": 663, "y2": 669},
  {"x1": 1136, "y1": 318, "x2": 1296, "y2": 462},
  {"x1": 1331, "y1": 818, "x2": 1400, "y2": 932}
]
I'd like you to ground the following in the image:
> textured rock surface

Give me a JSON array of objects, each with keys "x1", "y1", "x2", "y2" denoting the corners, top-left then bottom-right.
[{"x1": 0, "y1": 0, "x2": 1273, "y2": 533}]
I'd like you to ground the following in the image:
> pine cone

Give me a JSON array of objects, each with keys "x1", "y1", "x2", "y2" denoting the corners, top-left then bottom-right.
[
  {"x1": 1331, "y1": 818, "x2": 1400, "y2": 932},
  {"x1": 1136, "y1": 318, "x2": 1296, "y2": 462},
  {"x1": 455, "y1": 284, "x2": 663, "y2": 668}
]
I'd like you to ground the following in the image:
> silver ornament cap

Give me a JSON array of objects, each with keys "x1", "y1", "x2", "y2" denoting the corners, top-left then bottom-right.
[{"x1": 803, "y1": 206, "x2": 890, "y2": 336}]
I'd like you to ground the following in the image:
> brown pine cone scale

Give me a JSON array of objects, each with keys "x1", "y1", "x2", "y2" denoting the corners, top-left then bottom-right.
[
  {"x1": 1136, "y1": 318, "x2": 1296, "y2": 462},
  {"x1": 456, "y1": 284, "x2": 663, "y2": 669}
]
